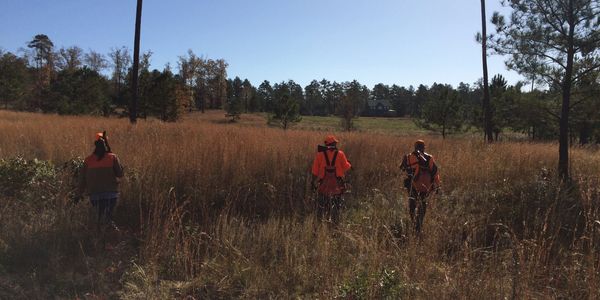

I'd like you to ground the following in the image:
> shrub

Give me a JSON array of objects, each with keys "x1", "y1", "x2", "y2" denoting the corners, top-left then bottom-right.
[{"x1": 0, "y1": 157, "x2": 57, "y2": 201}]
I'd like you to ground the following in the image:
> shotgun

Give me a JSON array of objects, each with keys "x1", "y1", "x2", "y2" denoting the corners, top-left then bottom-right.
[{"x1": 102, "y1": 130, "x2": 112, "y2": 153}]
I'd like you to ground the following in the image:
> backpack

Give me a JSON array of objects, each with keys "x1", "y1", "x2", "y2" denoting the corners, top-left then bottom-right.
[
  {"x1": 408, "y1": 152, "x2": 434, "y2": 193},
  {"x1": 318, "y1": 150, "x2": 343, "y2": 196}
]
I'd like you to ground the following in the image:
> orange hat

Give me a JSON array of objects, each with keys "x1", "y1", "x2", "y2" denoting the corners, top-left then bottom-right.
[
  {"x1": 95, "y1": 132, "x2": 104, "y2": 141},
  {"x1": 324, "y1": 135, "x2": 339, "y2": 145}
]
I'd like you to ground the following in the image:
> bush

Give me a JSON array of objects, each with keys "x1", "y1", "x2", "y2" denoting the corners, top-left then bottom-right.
[
  {"x1": 337, "y1": 268, "x2": 409, "y2": 299},
  {"x1": 0, "y1": 157, "x2": 57, "y2": 201}
]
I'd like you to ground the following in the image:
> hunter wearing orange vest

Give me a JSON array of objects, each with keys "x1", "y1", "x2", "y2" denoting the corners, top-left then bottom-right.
[
  {"x1": 311, "y1": 135, "x2": 351, "y2": 223},
  {"x1": 78, "y1": 132, "x2": 124, "y2": 229},
  {"x1": 401, "y1": 139, "x2": 441, "y2": 233}
]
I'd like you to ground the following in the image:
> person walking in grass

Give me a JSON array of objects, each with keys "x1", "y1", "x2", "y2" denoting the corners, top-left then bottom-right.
[
  {"x1": 78, "y1": 132, "x2": 124, "y2": 230},
  {"x1": 311, "y1": 135, "x2": 352, "y2": 223},
  {"x1": 401, "y1": 139, "x2": 441, "y2": 234}
]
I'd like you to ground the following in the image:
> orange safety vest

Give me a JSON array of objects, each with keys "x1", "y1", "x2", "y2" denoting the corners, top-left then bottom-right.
[
  {"x1": 317, "y1": 150, "x2": 344, "y2": 196},
  {"x1": 403, "y1": 152, "x2": 440, "y2": 193},
  {"x1": 312, "y1": 149, "x2": 351, "y2": 179}
]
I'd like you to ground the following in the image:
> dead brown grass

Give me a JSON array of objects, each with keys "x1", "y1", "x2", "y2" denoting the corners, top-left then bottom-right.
[{"x1": 0, "y1": 109, "x2": 599, "y2": 299}]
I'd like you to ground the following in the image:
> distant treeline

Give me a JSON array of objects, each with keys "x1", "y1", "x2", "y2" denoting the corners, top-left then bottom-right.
[{"x1": 1, "y1": 34, "x2": 599, "y2": 142}]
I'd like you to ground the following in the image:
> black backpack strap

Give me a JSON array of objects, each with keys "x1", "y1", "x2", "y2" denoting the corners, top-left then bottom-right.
[
  {"x1": 331, "y1": 150, "x2": 339, "y2": 166},
  {"x1": 323, "y1": 151, "x2": 331, "y2": 166}
]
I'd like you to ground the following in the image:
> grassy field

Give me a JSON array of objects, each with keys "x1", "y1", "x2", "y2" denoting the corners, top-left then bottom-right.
[
  {"x1": 0, "y1": 110, "x2": 599, "y2": 299},
  {"x1": 183, "y1": 111, "x2": 429, "y2": 135},
  {"x1": 294, "y1": 115, "x2": 428, "y2": 134}
]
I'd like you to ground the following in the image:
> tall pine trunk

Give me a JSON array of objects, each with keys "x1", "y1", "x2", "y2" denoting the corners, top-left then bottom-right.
[
  {"x1": 130, "y1": 0, "x2": 143, "y2": 124},
  {"x1": 559, "y1": 2, "x2": 576, "y2": 180},
  {"x1": 481, "y1": 0, "x2": 493, "y2": 142}
]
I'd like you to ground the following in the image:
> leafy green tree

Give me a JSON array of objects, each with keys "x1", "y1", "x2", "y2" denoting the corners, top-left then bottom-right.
[
  {"x1": 177, "y1": 50, "x2": 203, "y2": 111},
  {"x1": 241, "y1": 79, "x2": 254, "y2": 112},
  {"x1": 415, "y1": 83, "x2": 466, "y2": 138},
  {"x1": 512, "y1": 90, "x2": 558, "y2": 140},
  {"x1": 320, "y1": 79, "x2": 344, "y2": 115},
  {"x1": 270, "y1": 81, "x2": 302, "y2": 129},
  {"x1": 46, "y1": 67, "x2": 110, "y2": 115},
  {"x1": 337, "y1": 80, "x2": 369, "y2": 131},
  {"x1": 206, "y1": 59, "x2": 228, "y2": 110},
  {"x1": 368, "y1": 83, "x2": 390, "y2": 116},
  {"x1": 457, "y1": 82, "x2": 478, "y2": 128},
  {"x1": 288, "y1": 80, "x2": 304, "y2": 106},
  {"x1": 570, "y1": 71, "x2": 600, "y2": 144},
  {"x1": 389, "y1": 84, "x2": 414, "y2": 117},
  {"x1": 371, "y1": 83, "x2": 389, "y2": 101},
  {"x1": 303, "y1": 80, "x2": 323, "y2": 115},
  {"x1": 244, "y1": 81, "x2": 263, "y2": 113},
  {"x1": 257, "y1": 80, "x2": 274, "y2": 112},
  {"x1": 489, "y1": 74, "x2": 509, "y2": 139},
  {"x1": 490, "y1": 0, "x2": 600, "y2": 178},
  {"x1": 177, "y1": 51, "x2": 228, "y2": 112},
  {"x1": 0, "y1": 51, "x2": 31, "y2": 109},
  {"x1": 225, "y1": 77, "x2": 244, "y2": 121},
  {"x1": 330, "y1": 82, "x2": 344, "y2": 116},
  {"x1": 413, "y1": 84, "x2": 429, "y2": 117},
  {"x1": 247, "y1": 88, "x2": 262, "y2": 112},
  {"x1": 136, "y1": 52, "x2": 153, "y2": 118},
  {"x1": 144, "y1": 69, "x2": 188, "y2": 122}
]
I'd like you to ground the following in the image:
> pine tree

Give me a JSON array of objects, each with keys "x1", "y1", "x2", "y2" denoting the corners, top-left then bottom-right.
[
  {"x1": 490, "y1": 0, "x2": 600, "y2": 179},
  {"x1": 270, "y1": 81, "x2": 302, "y2": 130}
]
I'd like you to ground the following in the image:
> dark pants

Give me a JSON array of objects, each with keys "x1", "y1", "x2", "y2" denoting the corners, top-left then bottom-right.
[
  {"x1": 317, "y1": 193, "x2": 343, "y2": 224},
  {"x1": 408, "y1": 191, "x2": 428, "y2": 233},
  {"x1": 91, "y1": 198, "x2": 117, "y2": 224}
]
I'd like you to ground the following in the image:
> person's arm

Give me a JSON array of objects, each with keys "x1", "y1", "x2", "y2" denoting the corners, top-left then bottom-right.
[
  {"x1": 400, "y1": 154, "x2": 408, "y2": 172},
  {"x1": 336, "y1": 151, "x2": 351, "y2": 177},
  {"x1": 333, "y1": 152, "x2": 350, "y2": 191},
  {"x1": 402, "y1": 154, "x2": 415, "y2": 177},
  {"x1": 342, "y1": 152, "x2": 351, "y2": 172},
  {"x1": 113, "y1": 155, "x2": 124, "y2": 178}
]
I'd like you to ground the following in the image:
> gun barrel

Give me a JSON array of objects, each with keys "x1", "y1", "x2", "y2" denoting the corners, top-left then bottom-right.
[{"x1": 102, "y1": 130, "x2": 112, "y2": 153}]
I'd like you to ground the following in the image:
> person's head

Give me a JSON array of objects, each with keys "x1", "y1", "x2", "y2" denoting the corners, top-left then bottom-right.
[
  {"x1": 94, "y1": 133, "x2": 108, "y2": 160},
  {"x1": 414, "y1": 139, "x2": 425, "y2": 152},
  {"x1": 324, "y1": 135, "x2": 339, "y2": 147},
  {"x1": 95, "y1": 132, "x2": 104, "y2": 142}
]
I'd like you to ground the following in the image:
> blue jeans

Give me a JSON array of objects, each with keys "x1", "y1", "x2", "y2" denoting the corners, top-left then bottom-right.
[{"x1": 90, "y1": 192, "x2": 118, "y2": 223}]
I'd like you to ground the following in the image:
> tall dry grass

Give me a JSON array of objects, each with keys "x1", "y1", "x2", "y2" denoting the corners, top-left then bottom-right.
[{"x1": 0, "y1": 110, "x2": 599, "y2": 298}]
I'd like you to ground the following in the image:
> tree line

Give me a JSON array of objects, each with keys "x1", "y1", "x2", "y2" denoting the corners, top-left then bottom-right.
[
  {"x1": 1, "y1": 9, "x2": 599, "y2": 145},
  {"x1": 224, "y1": 74, "x2": 599, "y2": 143},
  {"x1": 0, "y1": 34, "x2": 227, "y2": 121}
]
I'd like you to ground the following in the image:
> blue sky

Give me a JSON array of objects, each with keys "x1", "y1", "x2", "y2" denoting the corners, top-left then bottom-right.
[{"x1": 0, "y1": 0, "x2": 520, "y2": 88}]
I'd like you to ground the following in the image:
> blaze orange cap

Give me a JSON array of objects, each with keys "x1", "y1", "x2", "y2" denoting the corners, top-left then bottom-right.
[
  {"x1": 95, "y1": 132, "x2": 104, "y2": 141},
  {"x1": 324, "y1": 135, "x2": 339, "y2": 145}
]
